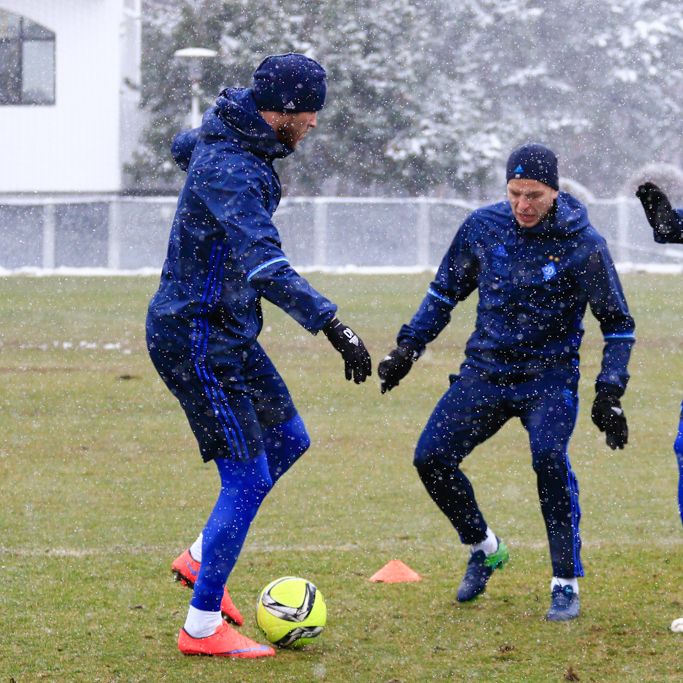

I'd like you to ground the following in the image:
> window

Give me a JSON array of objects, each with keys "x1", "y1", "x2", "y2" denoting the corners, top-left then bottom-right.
[{"x1": 0, "y1": 10, "x2": 55, "y2": 105}]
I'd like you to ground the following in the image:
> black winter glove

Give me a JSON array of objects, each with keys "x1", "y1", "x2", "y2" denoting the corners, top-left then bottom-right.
[
  {"x1": 322, "y1": 318, "x2": 372, "y2": 383},
  {"x1": 636, "y1": 182, "x2": 679, "y2": 241},
  {"x1": 591, "y1": 391, "x2": 628, "y2": 450},
  {"x1": 378, "y1": 345, "x2": 419, "y2": 394}
]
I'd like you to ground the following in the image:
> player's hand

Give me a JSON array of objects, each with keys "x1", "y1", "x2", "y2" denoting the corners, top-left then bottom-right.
[
  {"x1": 636, "y1": 182, "x2": 678, "y2": 239},
  {"x1": 378, "y1": 345, "x2": 418, "y2": 394},
  {"x1": 322, "y1": 318, "x2": 372, "y2": 383},
  {"x1": 591, "y1": 390, "x2": 628, "y2": 450}
]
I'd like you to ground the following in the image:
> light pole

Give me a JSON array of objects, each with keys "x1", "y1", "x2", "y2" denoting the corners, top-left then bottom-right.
[{"x1": 173, "y1": 47, "x2": 218, "y2": 128}]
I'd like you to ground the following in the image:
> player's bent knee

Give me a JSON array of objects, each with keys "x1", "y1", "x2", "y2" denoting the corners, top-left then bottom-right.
[
  {"x1": 283, "y1": 413, "x2": 311, "y2": 455},
  {"x1": 413, "y1": 450, "x2": 460, "y2": 477},
  {"x1": 414, "y1": 437, "x2": 467, "y2": 471},
  {"x1": 413, "y1": 443, "x2": 435, "y2": 470},
  {"x1": 531, "y1": 448, "x2": 567, "y2": 475},
  {"x1": 265, "y1": 413, "x2": 311, "y2": 456},
  {"x1": 413, "y1": 430, "x2": 443, "y2": 468}
]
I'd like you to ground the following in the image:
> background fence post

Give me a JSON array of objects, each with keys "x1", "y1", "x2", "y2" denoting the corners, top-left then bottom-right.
[
  {"x1": 108, "y1": 197, "x2": 121, "y2": 269},
  {"x1": 313, "y1": 198, "x2": 328, "y2": 268},
  {"x1": 42, "y1": 203, "x2": 55, "y2": 269}
]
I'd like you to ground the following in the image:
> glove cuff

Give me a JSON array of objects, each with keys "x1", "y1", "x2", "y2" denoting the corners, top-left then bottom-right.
[
  {"x1": 396, "y1": 343, "x2": 421, "y2": 362},
  {"x1": 322, "y1": 317, "x2": 340, "y2": 337},
  {"x1": 595, "y1": 383, "x2": 622, "y2": 400},
  {"x1": 396, "y1": 339, "x2": 423, "y2": 361}
]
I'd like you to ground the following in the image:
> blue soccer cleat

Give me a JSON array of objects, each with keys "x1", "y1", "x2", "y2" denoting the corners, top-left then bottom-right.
[
  {"x1": 546, "y1": 584, "x2": 580, "y2": 621},
  {"x1": 456, "y1": 538, "x2": 509, "y2": 602}
]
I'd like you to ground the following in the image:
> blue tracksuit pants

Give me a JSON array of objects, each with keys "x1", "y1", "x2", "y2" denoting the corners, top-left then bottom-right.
[
  {"x1": 147, "y1": 333, "x2": 312, "y2": 610},
  {"x1": 414, "y1": 367, "x2": 583, "y2": 578}
]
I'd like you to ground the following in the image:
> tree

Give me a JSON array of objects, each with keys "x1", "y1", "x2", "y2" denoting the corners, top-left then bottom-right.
[{"x1": 131, "y1": 0, "x2": 683, "y2": 197}]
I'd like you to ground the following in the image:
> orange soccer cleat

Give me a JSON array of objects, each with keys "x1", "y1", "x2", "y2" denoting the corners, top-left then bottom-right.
[
  {"x1": 171, "y1": 549, "x2": 244, "y2": 626},
  {"x1": 178, "y1": 621, "x2": 275, "y2": 658}
]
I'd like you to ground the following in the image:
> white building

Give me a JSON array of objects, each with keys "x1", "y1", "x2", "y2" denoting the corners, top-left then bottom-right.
[{"x1": 0, "y1": 0, "x2": 142, "y2": 194}]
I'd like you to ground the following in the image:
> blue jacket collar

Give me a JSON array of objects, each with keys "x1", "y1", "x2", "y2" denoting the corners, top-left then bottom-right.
[
  {"x1": 516, "y1": 192, "x2": 589, "y2": 237},
  {"x1": 201, "y1": 87, "x2": 294, "y2": 160}
]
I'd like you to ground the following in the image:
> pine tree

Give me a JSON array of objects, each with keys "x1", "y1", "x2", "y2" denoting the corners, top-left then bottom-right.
[{"x1": 130, "y1": 0, "x2": 683, "y2": 197}]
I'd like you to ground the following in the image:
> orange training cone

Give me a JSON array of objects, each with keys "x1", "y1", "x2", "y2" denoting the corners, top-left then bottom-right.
[{"x1": 369, "y1": 559, "x2": 422, "y2": 583}]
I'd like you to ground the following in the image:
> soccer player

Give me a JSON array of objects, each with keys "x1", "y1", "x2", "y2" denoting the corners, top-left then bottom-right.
[
  {"x1": 378, "y1": 143, "x2": 635, "y2": 621},
  {"x1": 146, "y1": 53, "x2": 372, "y2": 658},
  {"x1": 635, "y1": 181, "x2": 683, "y2": 630}
]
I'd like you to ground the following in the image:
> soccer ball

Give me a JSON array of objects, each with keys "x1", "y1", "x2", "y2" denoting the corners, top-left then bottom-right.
[{"x1": 256, "y1": 576, "x2": 326, "y2": 648}]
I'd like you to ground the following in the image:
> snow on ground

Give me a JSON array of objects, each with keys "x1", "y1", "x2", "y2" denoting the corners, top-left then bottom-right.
[
  {"x1": 13, "y1": 340, "x2": 132, "y2": 354},
  {"x1": 0, "y1": 264, "x2": 682, "y2": 277}
]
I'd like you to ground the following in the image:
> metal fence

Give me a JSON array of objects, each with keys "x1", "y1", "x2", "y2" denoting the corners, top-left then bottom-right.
[{"x1": 0, "y1": 194, "x2": 681, "y2": 271}]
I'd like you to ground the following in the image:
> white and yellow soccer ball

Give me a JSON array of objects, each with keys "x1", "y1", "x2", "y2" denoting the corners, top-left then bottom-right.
[{"x1": 256, "y1": 576, "x2": 326, "y2": 648}]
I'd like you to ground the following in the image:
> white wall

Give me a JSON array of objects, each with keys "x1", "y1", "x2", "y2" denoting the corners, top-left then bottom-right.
[
  {"x1": 119, "y1": 0, "x2": 143, "y2": 179},
  {"x1": 0, "y1": 0, "x2": 139, "y2": 193}
]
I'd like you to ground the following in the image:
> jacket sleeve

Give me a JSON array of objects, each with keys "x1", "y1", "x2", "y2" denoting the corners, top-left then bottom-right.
[
  {"x1": 579, "y1": 240, "x2": 635, "y2": 397},
  {"x1": 189, "y1": 158, "x2": 336, "y2": 333},
  {"x1": 397, "y1": 220, "x2": 479, "y2": 354},
  {"x1": 171, "y1": 128, "x2": 200, "y2": 172},
  {"x1": 654, "y1": 208, "x2": 683, "y2": 244}
]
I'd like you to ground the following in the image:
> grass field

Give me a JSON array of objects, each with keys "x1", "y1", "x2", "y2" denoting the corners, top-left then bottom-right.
[{"x1": 1, "y1": 273, "x2": 682, "y2": 682}]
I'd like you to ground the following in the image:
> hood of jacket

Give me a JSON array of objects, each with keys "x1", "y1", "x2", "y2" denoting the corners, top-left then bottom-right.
[
  {"x1": 200, "y1": 87, "x2": 294, "y2": 161},
  {"x1": 518, "y1": 191, "x2": 589, "y2": 238}
]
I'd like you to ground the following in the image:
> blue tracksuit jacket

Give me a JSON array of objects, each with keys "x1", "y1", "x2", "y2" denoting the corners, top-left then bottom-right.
[
  {"x1": 398, "y1": 193, "x2": 635, "y2": 395},
  {"x1": 147, "y1": 87, "x2": 337, "y2": 356}
]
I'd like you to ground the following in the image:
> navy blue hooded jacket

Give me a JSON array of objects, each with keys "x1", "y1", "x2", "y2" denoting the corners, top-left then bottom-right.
[
  {"x1": 398, "y1": 193, "x2": 635, "y2": 396},
  {"x1": 147, "y1": 88, "x2": 337, "y2": 356}
]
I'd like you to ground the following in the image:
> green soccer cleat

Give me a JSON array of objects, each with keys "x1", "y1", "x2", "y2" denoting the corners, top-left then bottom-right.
[{"x1": 456, "y1": 538, "x2": 509, "y2": 602}]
